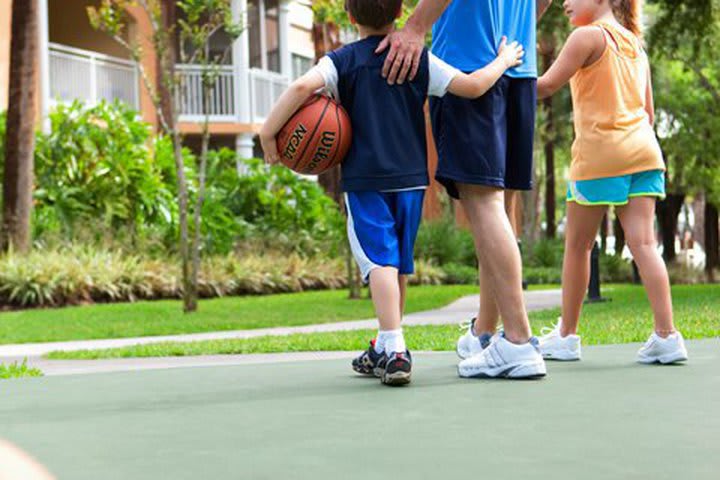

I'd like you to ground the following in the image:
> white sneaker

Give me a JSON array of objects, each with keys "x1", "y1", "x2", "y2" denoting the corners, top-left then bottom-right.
[
  {"x1": 637, "y1": 331, "x2": 688, "y2": 364},
  {"x1": 538, "y1": 319, "x2": 582, "y2": 361},
  {"x1": 456, "y1": 319, "x2": 494, "y2": 359},
  {"x1": 458, "y1": 334, "x2": 547, "y2": 379}
]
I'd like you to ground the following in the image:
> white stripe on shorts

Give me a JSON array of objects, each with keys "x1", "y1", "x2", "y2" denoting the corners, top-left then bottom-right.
[{"x1": 344, "y1": 193, "x2": 380, "y2": 282}]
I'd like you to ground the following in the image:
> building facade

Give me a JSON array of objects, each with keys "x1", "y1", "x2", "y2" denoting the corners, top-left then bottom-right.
[{"x1": 0, "y1": 0, "x2": 316, "y2": 158}]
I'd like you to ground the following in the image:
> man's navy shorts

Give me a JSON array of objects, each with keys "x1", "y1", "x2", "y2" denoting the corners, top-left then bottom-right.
[{"x1": 430, "y1": 76, "x2": 537, "y2": 199}]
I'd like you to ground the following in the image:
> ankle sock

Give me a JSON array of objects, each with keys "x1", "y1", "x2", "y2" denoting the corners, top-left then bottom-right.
[{"x1": 376, "y1": 329, "x2": 405, "y2": 354}]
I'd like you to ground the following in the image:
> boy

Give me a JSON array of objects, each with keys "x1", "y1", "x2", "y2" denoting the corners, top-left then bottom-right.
[{"x1": 260, "y1": 0, "x2": 530, "y2": 385}]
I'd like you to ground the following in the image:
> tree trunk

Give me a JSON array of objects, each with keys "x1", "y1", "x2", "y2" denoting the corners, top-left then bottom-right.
[
  {"x1": 541, "y1": 39, "x2": 556, "y2": 239},
  {"x1": 656, "y1": 193, "x2": 684, "y2": 263},
  {"x1": 705, "y1": 201, "x2": 719, "y2": 282},
  {"x1": 2, "y1": 0, "x2": 39, "y2": 253},
  {"x1": 172, "y1": 131, "x2": 194, "y2": 312},
  {"x1": 158, "y1": 0, "x2": 177, "y2": 134},
  {"x1": 312, "y1": 20, "x2": 362, "y2": 298}
]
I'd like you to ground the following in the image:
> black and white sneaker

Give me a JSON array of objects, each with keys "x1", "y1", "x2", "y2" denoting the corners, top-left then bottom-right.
[
  {"x1": 352, "y1": 340, "x2": 386, "y2": 377},
  {"x1": 381, "y1": 350, "x2": 412, "y2": 386}
]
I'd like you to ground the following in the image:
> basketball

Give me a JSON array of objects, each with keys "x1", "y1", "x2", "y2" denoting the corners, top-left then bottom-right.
[{"x1": 276, "y1": 94, "x2": 352, "y2": 175}]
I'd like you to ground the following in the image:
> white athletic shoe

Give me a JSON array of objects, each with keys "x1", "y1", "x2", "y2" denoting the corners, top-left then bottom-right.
[
  {"x1": 637, "y1": 331, "x2": 688, "y2": 364},
  {"x1": 456, "y1": 319, "x2": 494, "y2": 359},
  {"x1": 458, "y1": 334, "x2": 547, "y2": 379},
  {"x1": 538, "y1": 319, "x2": 582, "y2": 361}
]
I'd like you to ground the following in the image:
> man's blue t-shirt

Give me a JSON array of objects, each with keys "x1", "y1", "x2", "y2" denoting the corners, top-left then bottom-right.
[{"x1": 431, "y1": 0, "x2": 537, "y2": 78}]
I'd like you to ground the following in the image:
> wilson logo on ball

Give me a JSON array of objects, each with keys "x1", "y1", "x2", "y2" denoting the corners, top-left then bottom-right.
[{"x1": 305, "y1": 131, "x2": 337, "y2": 173}]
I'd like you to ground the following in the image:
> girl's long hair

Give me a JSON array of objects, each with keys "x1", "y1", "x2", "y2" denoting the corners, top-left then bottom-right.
[{"x1": 613, "y1": 0, "x2": 643, "y2": 36}]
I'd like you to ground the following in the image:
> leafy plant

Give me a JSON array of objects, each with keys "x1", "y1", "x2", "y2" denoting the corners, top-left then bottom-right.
[
  {"x1": 33, "y1": 101, "x2": 174, "y2": 241},
  {"x1": 0, "y1": 359, "x2": 43, "y2": 379},
  {"x1": 415, "y1": 219, "x2": 476, "y2": 267}
]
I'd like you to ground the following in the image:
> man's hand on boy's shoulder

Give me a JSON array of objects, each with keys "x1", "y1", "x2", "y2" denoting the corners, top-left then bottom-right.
[{"x1": 260, "y1": 133, "x2": 281, "y2": 165}]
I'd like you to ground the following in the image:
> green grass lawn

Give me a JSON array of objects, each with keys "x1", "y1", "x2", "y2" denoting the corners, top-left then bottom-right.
[
  {"x1": 0, "y1": 285, "x2": 491, "y2": 345},
  {"x1": 47, "y1": 284, "x2": 720, "y2": 359}
]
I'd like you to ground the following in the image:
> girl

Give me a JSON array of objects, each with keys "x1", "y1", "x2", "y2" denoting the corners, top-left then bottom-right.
[{"x1": 536, "y1": 0, "x2": 688, "y2": 363}]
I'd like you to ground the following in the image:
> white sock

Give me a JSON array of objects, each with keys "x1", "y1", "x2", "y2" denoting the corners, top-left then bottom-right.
[
  {"x1": 373, "y1": 332, "x2": 385, "y2": 354},
  {"x1": 380, "y1": 329, "x2": 406, "y2": 355}
]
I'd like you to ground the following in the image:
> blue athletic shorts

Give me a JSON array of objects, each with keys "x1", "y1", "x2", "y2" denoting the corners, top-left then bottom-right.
[
  {"x1": 344, "y1": 190, "x2": 425, "y2": 282},
  {"x1": 567, "y1": 170, "x2": 666, "y2": 206},
  {"x1": 430, "y1": 76, "x2": 537, "y2": 199}
]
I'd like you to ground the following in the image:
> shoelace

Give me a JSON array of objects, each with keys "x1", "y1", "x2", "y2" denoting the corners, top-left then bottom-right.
[
  {"x1": 540, "y1": 321, "x2": 561, "y2": 337},
  {"x1": 458, "y1": 320, "x2": 504, "y2": 337}
]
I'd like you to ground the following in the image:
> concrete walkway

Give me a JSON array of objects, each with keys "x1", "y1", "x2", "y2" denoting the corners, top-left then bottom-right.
[{"x1": 0, "y1": 289, "x2": 561, "y2": 360}]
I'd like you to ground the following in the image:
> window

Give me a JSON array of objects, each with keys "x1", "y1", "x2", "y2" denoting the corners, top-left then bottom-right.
[{"x1": 292, "y1": 54, "x2": 314, "y2": 79}]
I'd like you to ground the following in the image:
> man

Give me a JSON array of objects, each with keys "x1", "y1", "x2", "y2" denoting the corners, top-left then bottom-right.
[{"x1": 377, "y1": 0, "x2": 553, "y2": 378}]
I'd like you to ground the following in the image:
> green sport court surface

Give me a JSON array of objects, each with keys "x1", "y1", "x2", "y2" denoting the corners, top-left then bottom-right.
[{"x1": 2, "y1": 339, "x2": 718, "y2": 479}]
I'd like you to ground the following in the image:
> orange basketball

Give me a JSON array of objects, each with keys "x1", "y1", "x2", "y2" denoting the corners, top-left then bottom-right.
[{"x1": 276, "y1": 94, "x2": 352, "y2": 175}]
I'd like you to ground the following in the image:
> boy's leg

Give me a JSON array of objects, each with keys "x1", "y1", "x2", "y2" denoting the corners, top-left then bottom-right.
[
  {"x1": 616, "y1": 197, "x2": 675, "y2": 335},
  {"x1": 560, "y1": 201, "x2": 607, "y2": 336},
  {"x1": 369, "y1": 267, "x2": 402, "y2": 332},
  {"x1": 398, "y1": 274, "x2": 408, "y2": 317}
]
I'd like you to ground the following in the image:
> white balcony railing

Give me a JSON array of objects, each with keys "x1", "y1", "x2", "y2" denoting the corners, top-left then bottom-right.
[
  {"x1": 175, "y1": 64, "x2": 236, "y2": 122},
  {"x1": 49, "y1": 43, "x2": 290, "y2": 125},
  {"x1": 249, "y1": 68, "x2": 290, "y2": 122},
  {"x1": 49, "y1": 42, "x2": 139, "y2": 108},
  {"x1": 176, "y1": 65, "x2": 289, "y2": 123}
]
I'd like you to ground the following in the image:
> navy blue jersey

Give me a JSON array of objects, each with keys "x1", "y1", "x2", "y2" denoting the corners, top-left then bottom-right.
[{"x1": 327, "y1": 36, "x2": 430, "y2": 192}]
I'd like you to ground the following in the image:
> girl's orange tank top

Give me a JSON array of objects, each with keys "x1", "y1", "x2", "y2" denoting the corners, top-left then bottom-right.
[{"x1": 568, "y1": 22, "x2": 665, "y2": 181}]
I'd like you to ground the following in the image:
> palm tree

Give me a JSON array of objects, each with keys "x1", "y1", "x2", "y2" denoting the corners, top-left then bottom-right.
[{"x1": 2, "y1": 0, "x2": 39, "y2": 252}]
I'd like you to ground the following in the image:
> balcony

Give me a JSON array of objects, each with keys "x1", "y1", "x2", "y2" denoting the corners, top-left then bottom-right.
[
  {"x1": 48, "y1": 42, "x2": 139, "y2": 109},
  {"x1": 175, "y1": 65, "x2": 289, "y2": 123},
  {"x1": 49, "y1": 43, "x2": 290, "y2": 126}
]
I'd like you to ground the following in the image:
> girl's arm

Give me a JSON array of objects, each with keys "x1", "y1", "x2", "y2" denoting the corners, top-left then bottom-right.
[
  {"x1": 537, "y1": 26, "x2": 605, "y2": 99},
  {"x1": 447, "y1": 37, "x2": 524, "y2": 98},
  {"x1": 259, "y1": 70, "x2": 326, "y2": 164},
  {"x1": 645, "y1": 64, "x2": 656, "y2": 126}
]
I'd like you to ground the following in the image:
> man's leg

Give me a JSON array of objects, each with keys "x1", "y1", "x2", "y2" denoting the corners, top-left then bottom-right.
[
  {"x1": 474, "y1": 190, "x2": 522, "y2": 335},
  {"x1": 458, "y1": 184, "x2": 531, "y2": 343}
]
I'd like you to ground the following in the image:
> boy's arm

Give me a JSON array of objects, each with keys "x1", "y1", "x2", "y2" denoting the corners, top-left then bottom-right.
[
  {"x1": 537, "y1": 26, "x2": 604, "y2": 99},
  {"x1": 444, "y1": 37, "x2": 523, "y2": 99},
  {"x1": 259, "y1": 69, "x2": 327, "y2": 164}
]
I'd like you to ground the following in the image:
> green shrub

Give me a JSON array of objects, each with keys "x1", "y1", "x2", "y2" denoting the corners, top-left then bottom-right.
[
  {"x1": 524, "y1": 266, "x2": 562, "y2": 284},
  {"x1": 524, "y1": 238, "x2": 564, "y2": 268},
  {"x1": 599, "y1": 253, "x2": 633, "y2": 283},
  {"x1": 227, "y1": 158, "x2": 345, "y2": 256},
  {"x1": 441, "y1": 262, "x2": 477, "y2": 284},
  {"x1": 415, "y1": 219, "x2": 476, "y2": 266},
  {"x1": 33, "y1": 101, "x2": 174, "y2": 242},
  {"x1": 0, "y1": 247, "x2": 447, "y2": 308}
]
